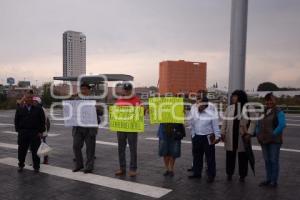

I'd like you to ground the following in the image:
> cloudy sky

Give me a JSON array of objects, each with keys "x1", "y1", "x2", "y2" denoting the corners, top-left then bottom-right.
[{"x1": 0, "y1": 0, "x2": 299, "y2": 90}]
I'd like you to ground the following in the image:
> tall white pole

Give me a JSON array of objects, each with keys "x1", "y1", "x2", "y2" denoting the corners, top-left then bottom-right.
[{"x1": 228, "y1": 0, "x2": 248, "y2": 98}]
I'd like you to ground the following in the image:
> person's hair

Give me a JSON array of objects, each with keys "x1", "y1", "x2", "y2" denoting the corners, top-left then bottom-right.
[
  {"x1": 26, "y1": 90, "x2": 34, "y2": 95},
  {"x1": 264, "y1": 92, "x2": 275, "y2": 101},
  {"x1": 115, "y1": 82, "x2": 123, "y2": 88},
  {"x1": 80, "y1": 82, "x2": 91, "y2": 89},
  {"x1": 231, "y1": 90, "x2": 248, "y2": 108},
  {"x1": 200, "y1": 96, "x2": 209, "y2": 103},
  {"x1": 122, "y1": 82, "x2": 133, "y2": 91}
]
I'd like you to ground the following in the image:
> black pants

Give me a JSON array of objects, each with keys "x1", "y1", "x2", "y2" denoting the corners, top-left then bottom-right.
[
  {"x1": 18, "y1": 132, "x2": 41, "y2": 169},
  {"x1": 117, "y1": 132, "x2": 138, "y2": 171},
  {"x1": 192, "y1": 135, "x2": 216, "y2": 178},
  {"x1": 226, "y1": 151, "x2": 248, "y2": 178},
  {"x1": 72, "y1": 127, "x2": 97, "y2": 170}
]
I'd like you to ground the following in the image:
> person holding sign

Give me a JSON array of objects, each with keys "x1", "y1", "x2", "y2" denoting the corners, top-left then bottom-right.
[
  {"x1": 158, "y1": 123, "x2": 186, "y2": 177},
  {"x1": 72, "y1": 83, "x2": 99, "y2": 174},
  {"x1": 114, "y1": 82, "x2": 142, "y2": 177},
  {"x1": 189, "y1": 96, "x2": 221, "y2": 183}
]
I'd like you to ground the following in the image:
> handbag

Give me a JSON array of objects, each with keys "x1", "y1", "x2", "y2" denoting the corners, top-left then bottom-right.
[
  {"x1": 37, "y1": 141, "x2": 52, "y2": 157},
  {"x1": 173, "y1": 124, "x2": 186, "y2": 140}
]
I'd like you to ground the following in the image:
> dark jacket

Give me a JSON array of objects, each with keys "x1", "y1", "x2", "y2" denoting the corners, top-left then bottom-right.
[
  {"x1": 14, "y1": 105, "x2": 46, "y2": 134},
  {"x1": 257, "y1": 107, "x2": 286, "y2": 144}
]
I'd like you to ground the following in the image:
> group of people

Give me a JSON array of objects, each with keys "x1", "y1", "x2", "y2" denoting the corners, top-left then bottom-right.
[
  {"x1": 14, "y1": 83, "x2": 286, "y2": 188},
  {"x1": 159, "y1": 90, "x2": 286, "y2": 188}
]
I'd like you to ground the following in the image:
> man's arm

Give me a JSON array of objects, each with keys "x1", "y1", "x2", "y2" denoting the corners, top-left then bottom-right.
[
  {"x1": 14, "y1": 108, "x2": 20, "y2": 132},
  {"x1": 212, "y1": 117, "x2": 221, "y2": 140},
  {"x1": 39, "y1": 107, "x2": 46, "y2": 133},
  {"x1": 220, "y1": 107, "x2": 228, "y2": 141}
]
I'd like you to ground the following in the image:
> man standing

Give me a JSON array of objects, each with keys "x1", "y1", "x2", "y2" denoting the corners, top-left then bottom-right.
[
  {"x1": 15, "y1": 91, "x2": 46, "y2": 172},
  {"x1": 72, "y1": 83, "x2": 99, "y2": 174},
  {"x1": 115, "y1": 82, "x2": 141, "y2": 177},
  {"x1": 189, "y1": 96, "x2": 221, "y2": 183},
  {"x1": 257, "y1": 93, "x2": 286, "y2": 188}
]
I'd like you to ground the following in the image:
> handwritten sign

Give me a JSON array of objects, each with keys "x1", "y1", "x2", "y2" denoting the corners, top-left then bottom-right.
[
  {"x1": 63, "y1": 100, "x2": 98, "y2": 127},
  {"x1": 109, "y1": 106, "x2": 144, "y2": 132},
  {"x1": 148, "y1": 97, "x2": 184, "y2": 124}
]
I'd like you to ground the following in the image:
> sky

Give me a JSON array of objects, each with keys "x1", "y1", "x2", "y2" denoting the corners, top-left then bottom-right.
[{"x1": 0, "y1": 0, "x2": 299, "y2": 90}]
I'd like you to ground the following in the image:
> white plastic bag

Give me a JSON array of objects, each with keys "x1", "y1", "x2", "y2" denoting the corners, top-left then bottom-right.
[{"x1": 37, "y1": 142, "x2": 52, "y2": 157}]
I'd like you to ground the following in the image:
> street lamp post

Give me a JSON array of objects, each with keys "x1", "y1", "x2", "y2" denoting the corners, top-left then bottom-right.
[{"x1": 228, "y1": 0, "x2": 248, "y2": 98}]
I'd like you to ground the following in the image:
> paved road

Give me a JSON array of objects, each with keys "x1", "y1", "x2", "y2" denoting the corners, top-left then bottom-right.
[{"x1": 0, "y1": 109, "x2": 299, "y2": 200}]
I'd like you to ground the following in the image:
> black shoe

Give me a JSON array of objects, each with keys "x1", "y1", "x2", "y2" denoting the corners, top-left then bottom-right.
[
  {"x1": 269, "y1": 182, "x2": 278, "y2": 188},
  {"x1": 187, "y1": 168, "x2": 193, "y2": 172},
  {"x1": 207, "y1": 177, "x2": 215, "y2": 183},
  {"x1": 34, "y1": 168, "x2": 40, "y2": 173},
  {"x1": 72, "y1": 167, "x2": 83, "y2": 172},
  {"x1": 239, "y1": 177, "x2": 245, "y2": 183},
  {"x1": 18, "y1": 167, "x2": 24, "y2": 173},
  {"x1": 83, "y1": 169, "x2": 93, "y2": 174},
  {"x1": 188, "y1": 174, "x2": 201, "y2": 179},
  {"x1": 227, "y1": 175, "x2": 232, "y2": 181},
  {"x1": 163, "y1": 171, "x2": 170, "y2": 176},
  {"x1": 259, "y1": 180, "x2": 271, "y2": 187},
  {"x1": 168, "y1": 171, "x2": 174, "y2": 177}
]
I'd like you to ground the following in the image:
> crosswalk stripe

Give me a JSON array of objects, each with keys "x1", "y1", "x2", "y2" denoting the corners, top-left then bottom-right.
[
  {"x1": 0, "y1": 157, "x2": 172, "y2": 198},
  {"x1": 0, "y1": 123, "x2": 14, "y2": 126},
  {"x1": 2, "y1": 131, "x2": 60, "y2": 137},
  {"x1": 96, "y1": 141, "x2": 118, "y2": 146},
  {"x1": 145, "y1": 137, "x2": 300, "y2": 153},
  {"x1": 287, "y1": 123, "x2": 300, "y2": 127},
  {"x1": 0, "y1": 142, "x2": 18, "y2": 149}
]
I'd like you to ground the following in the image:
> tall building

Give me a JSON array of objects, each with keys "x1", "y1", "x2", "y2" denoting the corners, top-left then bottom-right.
[
  {"x1": 63, "y1": 31, "x2": 86, "y2": 77},
  {"x1": 158, "y1": 60, "x2": 207, "y2": 94}
]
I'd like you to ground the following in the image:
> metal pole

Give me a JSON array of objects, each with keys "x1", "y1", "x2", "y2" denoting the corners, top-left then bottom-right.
[{"x1": 228, "y1": 0, "x2": 248, "y2": 98}]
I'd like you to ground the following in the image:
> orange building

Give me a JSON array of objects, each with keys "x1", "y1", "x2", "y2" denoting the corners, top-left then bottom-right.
[{"x1": 158, "y1": 60, "x2": 207, "y2": 94}]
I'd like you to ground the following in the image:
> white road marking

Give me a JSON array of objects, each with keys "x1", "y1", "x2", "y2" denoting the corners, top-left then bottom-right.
[
  {"x1": 53, "y1": 123, "x2": 65, "y2": 126},
  {"x1": 0, "y1": 123, "x2": 14, "y2": 127},
  {"x1": 96, "y1": 140, "x2": 118, "y2": 146},
  {"x1": 2, "y1": 131, "x2": 60, "y2": 137},
  {"x1": 286, "y1": 115, "x2": 300, "y2": 118},
  {"x1": 2, "y1": 131, "x2": 17, "y2": 134},
  {"x1": 145, "y1": 137, "x2": 300, "y2": 153},
  {"x1": 287, "y1": 123, "x2": 300, "y2": 127},
  {"x1": 0, "y1": 142, "x2": 18, "y2": 149},
  {"x1": 0, "y1": 157, "x2": 172, "y2": 198},
  {"x1": 287, "y1": 119, "x2": 300, "y2": 122},
  {"x1": 0, "y1": 114, "x2": 10, "y2": 118}
]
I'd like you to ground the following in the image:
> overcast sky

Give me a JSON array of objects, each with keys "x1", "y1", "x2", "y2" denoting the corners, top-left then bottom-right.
[{"x1": 0, "y1": 0, "x2": 299, "y2": 90}]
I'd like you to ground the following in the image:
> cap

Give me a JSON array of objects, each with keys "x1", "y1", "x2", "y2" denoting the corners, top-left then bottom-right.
[{"x1": 32, "y1": 96, "x2": 42, "y2": 104}]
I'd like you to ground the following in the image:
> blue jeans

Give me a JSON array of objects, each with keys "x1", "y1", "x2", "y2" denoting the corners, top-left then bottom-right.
[{"x1": 261, "y1": 144, "x2": 281, "y2": 183}]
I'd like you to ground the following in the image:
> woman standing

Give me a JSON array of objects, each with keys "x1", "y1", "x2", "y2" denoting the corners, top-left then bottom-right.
[
  {"x1": 221, "y1": 90, "x2": 256, "y2": 182},
  {"x1": 158, "y1": 123, "x2": 185, "y2": 177},
  {"x1": 257, "y1": 93, "x2": 286, "y2": 188}
]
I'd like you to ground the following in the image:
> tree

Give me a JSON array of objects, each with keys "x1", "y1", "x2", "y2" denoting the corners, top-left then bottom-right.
[
  {"x1": 42, "y1": 82, "x2": 56, "y2": 107},
  {"x1": 257, "y1": 82, "x2": 279, "y2": 91}
]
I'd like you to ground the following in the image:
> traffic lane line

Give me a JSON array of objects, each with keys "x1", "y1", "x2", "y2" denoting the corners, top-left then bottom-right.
[
  {"x1": 145, "y1": 137, "x2": 300, "y2": 153},
  {"x1": 2, "y1": 131, "x2": 60, "y2": 137},
  {"x1": 0, "y1": 123, "x2": 14, "y2": 127},
  {"x1": 0, "y1": 157, "x2": 172, "y2": 199},
  {"x1": 0, "y1": 142, "x2": 18, "y2": 149}
]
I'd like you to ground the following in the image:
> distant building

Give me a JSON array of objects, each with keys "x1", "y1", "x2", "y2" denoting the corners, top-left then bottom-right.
[
  {"x1": 18, "y1": 81, "x2": 31, "y2": 88},
  {"x1": 63, "y1": 31, "x2": 86, "y2": 77},
  {"x1": 158, "y1": 60, "x2": 207, "y2": 94}
]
